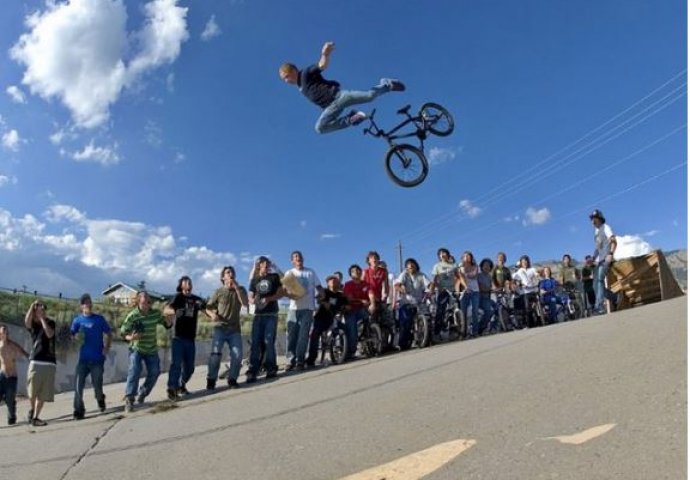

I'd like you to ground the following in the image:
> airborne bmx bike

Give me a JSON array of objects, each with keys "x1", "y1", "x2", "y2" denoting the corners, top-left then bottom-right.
[{"x1": 363, "y1": 102, "x2": 454, "y2": 187}]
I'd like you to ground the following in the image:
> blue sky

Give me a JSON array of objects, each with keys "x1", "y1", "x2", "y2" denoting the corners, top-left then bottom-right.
[{"x1": 0, "y1": 0, "x2": 686, "y2": 298}]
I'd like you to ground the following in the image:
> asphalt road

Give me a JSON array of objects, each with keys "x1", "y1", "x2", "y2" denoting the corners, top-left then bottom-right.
[{"x1": 1, "y1": 296, "x2": 686, "y2": 480}]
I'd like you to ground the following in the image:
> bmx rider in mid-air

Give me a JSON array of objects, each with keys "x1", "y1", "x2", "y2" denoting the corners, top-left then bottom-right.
[{"x1": 279, "y1": 41, "x2": 406, "y2": 134}]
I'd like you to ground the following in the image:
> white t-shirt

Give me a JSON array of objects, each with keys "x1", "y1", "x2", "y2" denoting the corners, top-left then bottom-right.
[
  {"x1": 432, "y1": 261, "x2": 457, "y2": 291},
  {"x1": 514, "y1": 267, "x2": 540, "y2": 294},
  {"x1": 395, "y1": 271, "x2": 430, "y2": 305},
  {"x1": 594, "y1": 223, "x2": 615, "y2": 262},
  {"x1": 459, "y1": 264, "x2": 479, "y2": 292},
  {"x1": 287, "y1": 267, "x2": 321, "y2": 311}
]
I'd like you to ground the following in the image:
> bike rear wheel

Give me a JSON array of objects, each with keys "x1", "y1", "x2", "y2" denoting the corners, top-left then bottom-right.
[
  {"x1": 413, "y1": 314, "x2": 430, "y2": 348},
  {"x1": 419, "y1": 102, "x2": 454, "y2": 137},
  {"x1": 385, "y1": 144, "x2": 429, "y2": 188}
]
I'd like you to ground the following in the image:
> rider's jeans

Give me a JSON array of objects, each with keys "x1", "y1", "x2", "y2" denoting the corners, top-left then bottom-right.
[
  {"x1": 479, "y1": 295, "x2": 496, "y2": 332},
  {"x1": 315, "y1": 84, "x2": 391, "y2": 134},
  {"x1": 461, "y1": 291, "x2": 480, "y2": 336},
  {"x1": 167, "y1": 337, "x2": 195, "y2": 390},
  {"x1": 286, "y1": 310, "x2": 313, "y2": 366},
  {"x1": 248, "y1": 314, "x2": 278, "y2": 376},
  {"x1": 397, "y1": 304, "x2": 417, "y2": 350},
  {"x1": 542, "y1": 294, "x2": 559, "y2": 323},
  {"x1": 434, "y1": 290, "x2": 451, "y2": 335},
  {"x1": 595, "y1": 261, "x2": 617, "y2": 313},
  {"x1": 345, "y1": 309, "x2": 367, "y2": 358},
  {"x1": 207, "y1": 329, "x2": 243, "y2": 382}
]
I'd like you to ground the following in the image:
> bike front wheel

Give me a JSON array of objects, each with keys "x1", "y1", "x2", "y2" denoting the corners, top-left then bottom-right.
[
  {"x1": 328, "y1": 329, "x2": 348, "y2": 365},
  {"x1": 419, "y1": 102, "x2": 454, "y2": 137},
  {"x1": 385, "y1": 144, "x2": 429, "y2": 188}
]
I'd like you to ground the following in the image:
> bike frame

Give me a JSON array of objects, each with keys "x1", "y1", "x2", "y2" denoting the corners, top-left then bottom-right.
[{"x1": 364, "y1": 108, "x2": 428, "y2": 150}]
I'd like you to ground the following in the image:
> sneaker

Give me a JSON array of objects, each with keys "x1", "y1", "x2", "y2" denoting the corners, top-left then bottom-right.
[
  {"x1": 32, "y1": 418, "x2": 47, "y2": 427},
  {"x1": 380, "y1": 78, "x2": 406, "y2": 92},
  {"x1": 206, "y1": 379, "x2": 216, "y2": 391},
  {"x1": 265, "y1": 370, "x2": 278, "y2": 379},
  {"x1": 295, "y1": 363, "x2": 305, "y2": 371},
  {"x1": 284, "y1": 364, "x2": 295, "y2": 372},
  {"x1": 228, "y1": 378, "x2": 239, "y2": 389},
  {"x1": 166, "y1": 389, "x2": 177, "y2": 401},
  {"x1": 348, "y1": 111, "x2": 367, "y2": 126},
  {"x1": 8, "y1": 416, "x2": 16, "y2": 426},
  {"x1": 245, "y1": 375, "x2": 257, "y2": 384},
  {"x1": 73, "y1": 410, "x2": 85, "y2": 421},
  {"x1": 178, "y1": 384, "x2": 189, "y2": 396},
  {"x1": 136, "y1": 394, "x2": 146, "y2": 405},
  {"x1": 124, "y1": 397, "x2": 134, "y2": 413},
  {"x1": 27, "y1": 409, "x2": 34, "y2": 423},
  {"x1": 98, "y1": 395, "x2": 107, "y2": 413}
]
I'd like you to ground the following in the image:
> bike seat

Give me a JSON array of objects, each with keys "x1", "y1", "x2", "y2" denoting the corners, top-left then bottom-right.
[{"x1": 397, "y1": 104, "x2": 411, "y2": 115}]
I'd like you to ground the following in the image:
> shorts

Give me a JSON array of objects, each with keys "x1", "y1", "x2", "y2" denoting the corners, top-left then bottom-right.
[{"x1": 27, "y1": 362, "x2": 56, "y2": 402}]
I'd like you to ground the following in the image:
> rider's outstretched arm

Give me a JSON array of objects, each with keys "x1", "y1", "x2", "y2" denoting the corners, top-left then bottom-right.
[{"x1": 318, "y1": 41, "x2": 334, "y2": 70}]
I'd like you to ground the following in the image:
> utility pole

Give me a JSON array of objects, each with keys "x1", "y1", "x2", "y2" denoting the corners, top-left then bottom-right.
[{"x1": 395, "y1": 240, "x2": 404, "y2": 273}]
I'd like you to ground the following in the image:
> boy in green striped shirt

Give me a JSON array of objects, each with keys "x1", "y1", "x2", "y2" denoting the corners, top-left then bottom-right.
[{"x1": 120, "y1": 291, "x2": 173, "y2": 412}]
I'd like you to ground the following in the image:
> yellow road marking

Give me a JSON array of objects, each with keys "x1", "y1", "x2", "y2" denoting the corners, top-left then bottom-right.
[
  {"x1": 545, "y1": 423, "x2": 617, "y2": 445},
  {"x1": 338, "y1": 438, "x2": 476, "y2": 480}
]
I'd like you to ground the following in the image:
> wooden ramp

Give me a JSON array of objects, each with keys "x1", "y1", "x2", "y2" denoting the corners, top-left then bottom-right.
[{"x1": 608, "y1": 250, "x2": 685, "y2": 309}]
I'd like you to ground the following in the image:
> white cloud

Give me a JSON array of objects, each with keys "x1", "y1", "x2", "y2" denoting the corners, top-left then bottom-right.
[
  {"x1": 320, "y1": 233, "x2": 341, "y2": 240},
  {"x1": 2, "y1": 129, "x2": 22, "y2": 151},
  {"x1": 201, "y1": 14, "x2": 221, "y2": 41},
  {"x1": 299, "y1": 220, "x2": 307, "y2": 228},
  {"x1": 0, "y1": 175, "x2": 18, "y2": 188},
  {"x1": 72, "y1": 141, "x2": 120, "y2": 166},
  {"x1": 458, "y1": 199, "x2": 482, "y2": 218},
  {"x1": 49, "y1": 129, "x2": 65, "y2": 145},
  {"x1": 10, "y1": 0, "x2": 189, "y2": 129},
  {"x1": 672, "y1": 219, "x2": 679, "y2": 227},
  {"x1": 522, "y1": 207, "x2": 551, "y2": 226},
  {"x1": 641, "y1": 229, "x2": 659, "y2": 237},
  {"x1": 144, "y1": 120, "x2": 163, "y2": 147},
  {"x1": 173, "y1": 152, "x2": 185, "y2": 164},
  {"x1": 428, "y1": 146, "x2": 461, "y2": 166},
  {"x1": 615, "y1": 234, "x2": 653, "y2": 260},
  {"x1": 0, "y1": 205, "x2": 249, "y2": 296},
  {"x1": 6, "y1": 85, "x2": 27, "y2": 103},
  {"x1": 166, "y1": 72, "x2": 175, "y2": 93}
]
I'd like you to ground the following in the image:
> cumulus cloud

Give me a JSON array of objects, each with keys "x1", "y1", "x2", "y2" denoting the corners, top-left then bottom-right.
[
  {"x1": 522, "y1": 207, "x2": 551, "y2": 226},
  {"x1": 615, "y1": 234, "x2": 653, "y2": 260},
  {"x1": 0, "y1": 175, "x2": 18, "y2": 188},
  {"x1": 0, "y1": 205, "x2": 249, "y2": 297},
  {"x1": 320, "y1": 233, "x2": 341, "y2": 240},
  {"x1": 2, "y1": 129, "x2": 22, "y2": 151},
  {"x1": 10, "y1": 0, "x2": 189, "y2": 129},
  {"x1": 201, "y1": 14, "x2": 221, "y2": 41},
  {"x1": 427, "y1": 146, "x2": 462, "y2": 166},
  {"x1": 72, "y1": 141, "x2": 120, "y2": 166},
  {"x1": 458, "y1": 199, "x2": 482, "y2": 218},
  {"x1": 6, "y1": 85, "x2": 27, "y2": 103},
  {"x1": 299, "y1": 220, "x2": 307, "y2": 228}
]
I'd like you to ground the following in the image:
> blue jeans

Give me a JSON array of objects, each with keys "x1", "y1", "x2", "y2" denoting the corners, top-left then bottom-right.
[
  {"x1": 125, "y1": 350, "x2": 160, "y2": 400},
  {"x1": 248, "y1": 315, "x2": 278, "y2": 376},
  {"x1": 286, "y1": 309, "x2": 313, "y2": 366},
  {"x1": 397, "y1": 304, "x2": 417, "y2": 350},
  {"x1": 345, "y1": 309, "x2": 367, "y2": 357},
  {"x1": 73, "y1": 360, "x2": 104, "y2": 413},
  {"x1": 595, "y1": 261, "x2": 617, "y2": 312},
  {"x1": 167, "y1": 337, "x2": 196, "y2": 389},
  {"x1": 461, "y1": 291, "x2": 480, "y2": 336},
  {"x1": 207, "y1": 328, "x2": 243, "y2": 381},
  {"x1": 315, "y1": 85, "x2": 391, "y2": 134},
  {"x1": 0, "y1": 373, "x2": 17, "y2": 421},
  {"x1": 479, "y1": 295, "x2": 496, "y2": 332}
]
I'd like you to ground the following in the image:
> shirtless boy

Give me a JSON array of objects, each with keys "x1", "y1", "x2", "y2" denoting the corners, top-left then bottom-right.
[{"x1": 0, "y1": 324, "x2": 29, "y2": 425}]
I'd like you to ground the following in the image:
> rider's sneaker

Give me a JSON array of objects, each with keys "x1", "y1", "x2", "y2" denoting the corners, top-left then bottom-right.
[
  {"x1": 348, "y1": 110, "x2": 367, "y2": 126},
  {"x1": 380, "y1": 78, "x2": 406, "y2": 92}
]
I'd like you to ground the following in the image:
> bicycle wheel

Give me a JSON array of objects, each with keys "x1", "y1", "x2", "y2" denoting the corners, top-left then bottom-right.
[
  {"x1": 413, "y1": 314, "x2": 430, "y2": 348},
  {"x1": 328, "y1": 330, "x2": 348, "y2": 365},
  {"x1": 419, "y1": 102, "x2": 454, "y2": 137},
  {"x1": 385, "y1": 144, "x2": 429, "y2": 188}
]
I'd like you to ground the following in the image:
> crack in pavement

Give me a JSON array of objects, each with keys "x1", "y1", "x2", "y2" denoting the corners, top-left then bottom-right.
[{"x1": 58, "y1": 418, "x2": 122, "y2": 480}]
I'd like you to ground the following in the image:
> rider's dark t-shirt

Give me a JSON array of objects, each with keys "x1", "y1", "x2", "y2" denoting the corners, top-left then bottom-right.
[
  {"x1": 299, "y1": 64, "x2": 340, "y2": 109},
  {"x1": 314, "y1": 289, "x2": 348, "y2": 328},
  {"x1": 169, "y1": 293, "x2": 204, "y2": 340},
  {"x1": 250, "y1": 273, "x2": 282, "y2": 315},
  {"x1": 28, "y1": 319, "x2": 57, "y2": 364}
]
